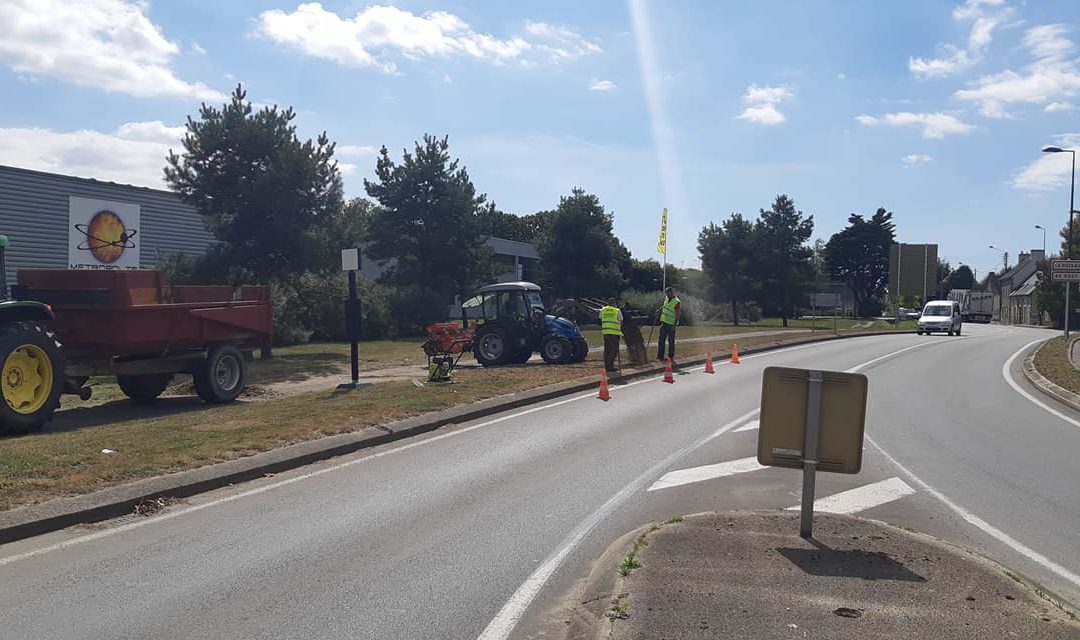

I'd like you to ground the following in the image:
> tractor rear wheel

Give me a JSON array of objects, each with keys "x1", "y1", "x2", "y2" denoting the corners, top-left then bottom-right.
[
  {"x1": 510, "y1": 348, "x2": 532, "y2": 364},
  {"x1": 540, "y1": 335, "x2": 573, "y2": 364},
  {"x1": 0, "y1": 322, "x2": 64, "y2": 436},
  {"x1": 474, "y1": 327, "x2": 512, "y2": 366},
  {"x1": 117, "y1": 373, "x2": 173, "y2": 403}
]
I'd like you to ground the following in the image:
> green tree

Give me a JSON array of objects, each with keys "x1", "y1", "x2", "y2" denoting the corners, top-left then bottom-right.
[
  {"x1": 823, "y1": 208, "x2": 895, "y2": 317},
  {"x1": 947, "y1": 265, "x2": 976, "y2": 290},
  {"x1": 536, "y1": 188, "x2": 630, "y2": 297},
  {"x1": 364, "y1": 134, "x2": 492, "y2": 331},
  {"x1": 698, "y1": 213, "x2": 758, "y2": 325},
  {"x1": 476, "y1": 204, "x2": 538, "y2": 243},
  {"x1": 937, "y1": 259, "x2": 953, "y2": 297},
  {"x1": 626, "y1": 259, "x2": 680, "y2": 293},
  {"x1": 754, "y1": 195, "x2": 814, "y2": 326},
  {"x1": 164, "y1": 85, "x2": 343, "y2": 284}
]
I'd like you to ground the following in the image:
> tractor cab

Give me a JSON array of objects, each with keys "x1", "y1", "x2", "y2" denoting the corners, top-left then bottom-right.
[{"x1": 460, "y1": 282, "x2": 588, "y2": 366}]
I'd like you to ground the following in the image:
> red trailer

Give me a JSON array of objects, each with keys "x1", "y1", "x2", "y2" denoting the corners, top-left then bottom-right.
[{"x1": 3, "y1": 269, "x2": 272, "y2": 434}]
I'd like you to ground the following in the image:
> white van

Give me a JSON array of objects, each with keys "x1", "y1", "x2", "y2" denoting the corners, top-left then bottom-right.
[{"x1": 917, "y1": 300, "x2": 962, "y2": 336}]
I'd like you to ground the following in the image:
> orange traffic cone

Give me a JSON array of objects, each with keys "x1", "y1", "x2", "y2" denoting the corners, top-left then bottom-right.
[
  {"x1": 730, "y1": 343, "x2": 740, "y2": 364},
  {"x1": 663, "y1": 357, "x2": 675, "y2": 383},
  {"x1": 704, "y1": 352, "x2": 715, "y2": 374},
  {"x1": 598, "y1": 369, "x2": 611, "y2": 401}
]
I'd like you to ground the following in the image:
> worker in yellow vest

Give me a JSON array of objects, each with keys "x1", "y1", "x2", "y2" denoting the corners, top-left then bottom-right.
[
  {"x1": 657, "y1": 286, "x2": 681, "y2": 363},
  {"x1": 599, "y1": 298, "x2": 624, "y2": 372}
]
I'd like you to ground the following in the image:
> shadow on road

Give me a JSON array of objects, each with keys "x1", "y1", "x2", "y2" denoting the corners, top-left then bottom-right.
[{"x1": 776, "y1": 544, "x2": 927, "y2": 582}]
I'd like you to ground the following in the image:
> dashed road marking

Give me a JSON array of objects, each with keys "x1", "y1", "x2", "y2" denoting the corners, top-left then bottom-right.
[
  {"x1": 785, "y1": 477, "x2": 915, "y2": 514},
  {"x1": 647, "y1": 456, "x2": 766, "y2": 491}
]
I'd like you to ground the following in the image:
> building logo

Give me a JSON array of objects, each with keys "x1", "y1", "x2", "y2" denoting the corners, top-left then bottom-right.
[
  {"x1": 68, "y1": 197, "x2": 141, "y2": 269},
  {"x1": 74, "y1": 210, "x2": 137, "y2": 264}
]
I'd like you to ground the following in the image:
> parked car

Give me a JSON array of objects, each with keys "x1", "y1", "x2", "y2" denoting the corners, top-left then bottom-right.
[{"x1": 917, "y1": 300, "x2": 962, "y2": 336}]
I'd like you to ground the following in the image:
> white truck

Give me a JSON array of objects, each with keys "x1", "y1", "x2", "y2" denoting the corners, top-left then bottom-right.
[{"x1": 947, "y1": 289, "x2": 994, "y2": 323}]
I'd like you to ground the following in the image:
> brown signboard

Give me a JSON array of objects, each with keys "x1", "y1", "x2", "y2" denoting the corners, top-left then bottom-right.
[{"x1": 757, "y1": 367, "x2": 869, "y2": 474}]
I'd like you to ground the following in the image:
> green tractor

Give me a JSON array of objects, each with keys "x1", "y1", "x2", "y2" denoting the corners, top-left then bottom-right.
[{"x1": 0, "y1": 235, "x2": 65, "y2": 436}]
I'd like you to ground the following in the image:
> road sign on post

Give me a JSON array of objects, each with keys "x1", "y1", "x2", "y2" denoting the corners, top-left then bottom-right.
[
  {"x1": 758, "y1": 366, "x2": 869, "y2": 538},
  {"x1": 1051, "y1": 260, "x2": 1080, "y2": 281},
  {"x1": 339, "y1": 248, "x2": 362, "y2": 390}
]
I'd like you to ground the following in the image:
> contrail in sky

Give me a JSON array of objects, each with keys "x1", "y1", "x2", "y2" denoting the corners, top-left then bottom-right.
[{"x1": 628, "y1": 0, "x2": 687, "y2": 238}]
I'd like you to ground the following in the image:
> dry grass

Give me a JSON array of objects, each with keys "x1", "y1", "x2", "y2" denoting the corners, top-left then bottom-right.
[
  {"x1": 1033, "y1": 336, "x2": 1080, "y2": 395},
  {"x1": 0, "y1": 329, "x2": 894, "y2": 512}
]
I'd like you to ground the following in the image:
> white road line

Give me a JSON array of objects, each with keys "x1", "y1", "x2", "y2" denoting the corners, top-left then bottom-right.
[
  {"x1": 1001, "y1": 337, "x2": 1080, "y2": 430},
  {"x1": 867, "y1": 435, "x2": 1080, "y2": 590},
  {"x1": 476, "y1": 338, "x2": 940, "y2": 640},
  {"x1": 474, "y1": 409, "x2": 759, "y2": 640},
  {"x1": 785, "y1": 477, "x2": 914, "y2": 514},
  {"x1": 647, "y1": 457, "x2": 766, "y2": 492},
  {"x1": 734, "y1": 420, "x2": 759, "y2": 432}
]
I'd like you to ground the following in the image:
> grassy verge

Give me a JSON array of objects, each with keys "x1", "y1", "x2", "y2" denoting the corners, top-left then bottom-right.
[
  {"x1": 0, "y1": 328, "x2": 906, "y2": 512},
  {"x1": 1033, "y1": 336, "x2": 1080, "y2": 395}
]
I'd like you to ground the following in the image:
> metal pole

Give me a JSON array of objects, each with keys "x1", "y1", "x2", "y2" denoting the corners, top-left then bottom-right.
[
  {"x1": 799, "y1": 370, "x2": 824, "y2": 539},
  {"x1": 1069, "y1": 152, "x2": 1076, "y2": 339},
  {"x1": 348, "y1": 270, "x2": 360, "y2": 385}
]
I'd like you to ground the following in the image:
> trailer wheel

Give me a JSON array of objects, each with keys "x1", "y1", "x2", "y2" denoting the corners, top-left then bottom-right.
[
  {"x1": 0, "y1": 322, "x2": 64, "y2": 436},
  {"x1": 193, "y1": 344, "x2": 246, "y2": 403},
  {"x1": 117, "y1": 374, "x2": 173, "y2": 403}
]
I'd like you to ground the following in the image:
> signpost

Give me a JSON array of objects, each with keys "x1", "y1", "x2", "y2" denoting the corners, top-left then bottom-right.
[
  {"x1": 339, "y1": 248, "x2": 362, "y2": 390},
  {"x1": 1051, "y1": 260, "x2": 1080, "y2": 338},
  {"x1": 809, "y1": 293, "x2": 841, "y2": 334},
  {"x1": 758, "y1": 366, "x2": 869, "y2": 538}
]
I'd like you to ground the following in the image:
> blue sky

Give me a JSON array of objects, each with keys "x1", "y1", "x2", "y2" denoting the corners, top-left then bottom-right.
[{"x1": 3, "y1": 0, "x2": 1080, "y2": 279}]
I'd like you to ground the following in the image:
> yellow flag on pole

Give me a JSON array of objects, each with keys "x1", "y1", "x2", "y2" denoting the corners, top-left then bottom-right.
[{"x1": 657, "y1": 207, "x2": 668, "y2": 255}]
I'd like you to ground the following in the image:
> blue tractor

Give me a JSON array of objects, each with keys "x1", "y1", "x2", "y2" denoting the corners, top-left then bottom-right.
[{"x1": 460, "y1": 282, "x2": 589, "y2": 366}]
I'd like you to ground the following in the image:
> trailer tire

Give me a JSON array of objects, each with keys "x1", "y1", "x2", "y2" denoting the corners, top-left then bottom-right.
[
  {"x1": 117, "y1": 373, "x2": 172, "y2": 403},
  {"x1": 0, "y1": 322, "x2": 64, "y2": 436},
  {"x1": 193, "y1": 344, "x2": 246, "y2": 404}
]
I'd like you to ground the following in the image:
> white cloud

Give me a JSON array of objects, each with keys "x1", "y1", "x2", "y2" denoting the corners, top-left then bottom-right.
[
  {"x1": 588, "y1": 78, "x2": 617, "y2": 92},
  {"x1": 856, "y1": 111, "x2": 975, "y2": 138},
  {"x1": 736, "y1": 84, "x2": 793, "y2": 125},
  {"x1": 1012, "y1": 133, "x2": 1080, "y2": 191},
  {"x1": 255, "y1": 3, "x2": 599, "y2": 73},
  {"x1": 909, "y1": 0, "x2": 1013, "y2": 79},
  {"x1": 1045, "y1": 101, "x2": 1075, "y2": 112},
  {"x1": 191, "y1": 41, "x2": 207, "y2": 56},
  {"x1": 955, "y1": 24, "x2": 1080, "y2": 118},
  {"x1": 0, "y1": 0, "x2": 224, "y2": 101},
  {"x1": 336, "y1": 144, "x2": 376, "y2": 157},
  {"x1": 902, "y1": 154, "x2": 934, "y2": 167},
  {"x1": 0, "y1": 121, "x2": 185, "y2": 188}
]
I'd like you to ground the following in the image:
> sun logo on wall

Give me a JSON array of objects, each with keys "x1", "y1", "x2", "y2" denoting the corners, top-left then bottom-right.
[{"x1": 74, "y1": 210, "x2": 138, "y2": 264}]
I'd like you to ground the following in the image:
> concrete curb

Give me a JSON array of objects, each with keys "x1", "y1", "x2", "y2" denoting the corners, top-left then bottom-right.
[
  {"x1": 0, "y1": 329, "x2": 913, "y2": 545},
  {"x1": 1022, "y1": 339, "x2": 1080, "y2": 413}
]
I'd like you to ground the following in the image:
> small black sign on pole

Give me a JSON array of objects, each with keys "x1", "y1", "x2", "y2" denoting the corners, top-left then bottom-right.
[{"x1": 338, "y1": 248, "x2": 363, "y2": 391}]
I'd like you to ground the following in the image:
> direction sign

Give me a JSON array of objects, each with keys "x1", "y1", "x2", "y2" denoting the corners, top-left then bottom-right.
[
  {"x1": 1051, "y1": 272, "x2": 1080, "y2": 282},
  {"x1": 1051, "y1": 259, "x2": 1080, "y2": 272}
]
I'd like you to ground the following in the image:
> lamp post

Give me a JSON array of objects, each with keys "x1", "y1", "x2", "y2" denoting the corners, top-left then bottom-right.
[
  {"x1": 1035, "y1": 224, "x2": 1046, "y2": 254},
  {"x1": 988, "y1": 245, "x2": 1008, "y2": 271},
  {"x1": 1042, "y1": 146, "x2": 1076, "y2": 337}
]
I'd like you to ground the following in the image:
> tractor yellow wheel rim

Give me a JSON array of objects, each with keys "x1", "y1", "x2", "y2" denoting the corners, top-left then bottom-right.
[{"x1": 3, "y1": 344, "x2": 54, "y2": 415}]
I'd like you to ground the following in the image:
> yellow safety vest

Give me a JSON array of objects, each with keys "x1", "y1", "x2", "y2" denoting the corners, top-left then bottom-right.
[
  {"x1": 660, "y1": 296, "x2": 680, "y2": 325},
  {"x1": 600, "y1": 306, "x2": 623, "y2": 336}
]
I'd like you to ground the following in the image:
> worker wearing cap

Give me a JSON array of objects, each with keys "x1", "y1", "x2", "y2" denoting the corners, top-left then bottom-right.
[
  {"x1": 599, "y1": 298, "x2": 623, "y2": 372},
  {"x1": 657, "y1": 286, "x2": 681, "y2": 363}
]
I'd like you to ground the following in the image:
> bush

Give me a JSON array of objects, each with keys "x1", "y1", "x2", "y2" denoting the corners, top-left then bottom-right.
[
  {"x1": 619, "y1": 290, "x2": 723, "y2": 325},
  {"x1": 272, "y1": 273, "x2": 393, "y2": 345}
]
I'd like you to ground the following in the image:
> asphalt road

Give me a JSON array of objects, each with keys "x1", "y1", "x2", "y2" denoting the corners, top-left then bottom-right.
[{"x1": 1, "y1": 324, "x2": 1077, "y2": 639}]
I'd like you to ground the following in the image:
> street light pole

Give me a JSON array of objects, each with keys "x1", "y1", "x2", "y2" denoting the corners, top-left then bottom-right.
[
  {"x1": 1035, "y1": 225, "x2": 1046, "y2": 254},
  {"x1": 1042, "y1": 146, "x2": 1077, "y2": 337}
]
